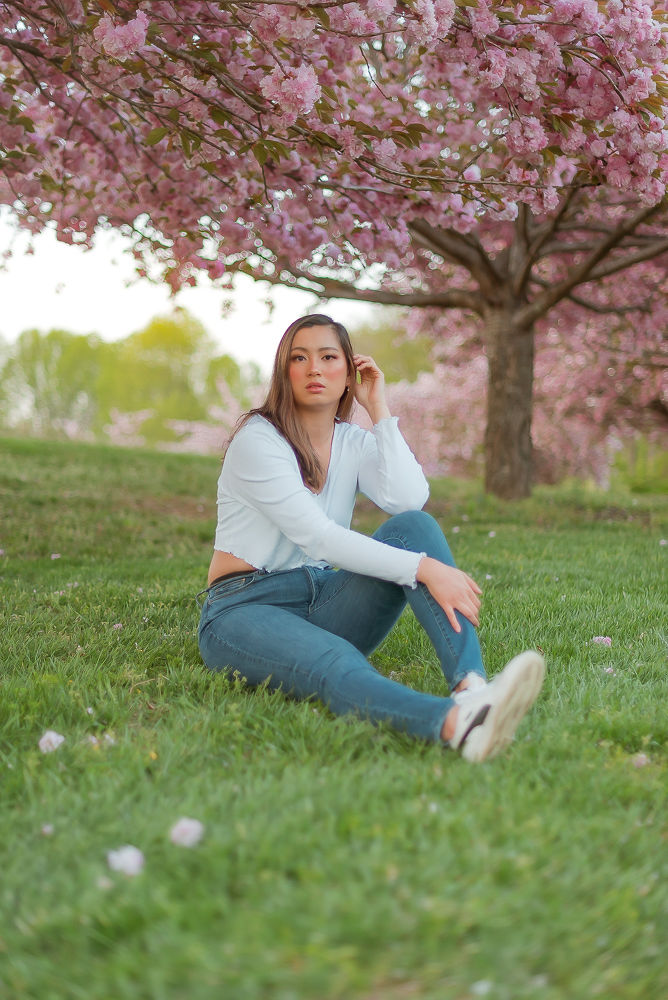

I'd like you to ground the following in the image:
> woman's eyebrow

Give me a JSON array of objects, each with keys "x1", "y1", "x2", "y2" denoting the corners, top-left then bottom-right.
[{"x1": 290, "y1": 345, "x2": 340, "y2": 352}]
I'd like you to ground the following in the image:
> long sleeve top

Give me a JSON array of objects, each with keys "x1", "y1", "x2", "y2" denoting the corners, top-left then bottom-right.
[{"x1": 213, "y1": 414, "x2": 430, "y2": 587}]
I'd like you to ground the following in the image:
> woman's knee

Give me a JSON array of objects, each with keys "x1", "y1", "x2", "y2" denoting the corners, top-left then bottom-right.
[{"x1": 375, "y1": 509, "x2": 455, "y2": 564}]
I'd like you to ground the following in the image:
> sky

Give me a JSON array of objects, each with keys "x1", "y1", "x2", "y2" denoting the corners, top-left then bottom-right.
[{"x1": 0, "y1": 212, "x2": 375, "y2": 374}]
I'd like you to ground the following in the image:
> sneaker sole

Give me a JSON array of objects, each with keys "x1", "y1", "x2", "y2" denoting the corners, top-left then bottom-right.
[{"x1": 461, "y1": 651, "x2": 545, "y2": 763}]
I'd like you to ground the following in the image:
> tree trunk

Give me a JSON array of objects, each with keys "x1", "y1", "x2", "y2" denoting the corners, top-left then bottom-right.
[{"x1": 483, "y1": 308, "x2": 535, "y2": 499}]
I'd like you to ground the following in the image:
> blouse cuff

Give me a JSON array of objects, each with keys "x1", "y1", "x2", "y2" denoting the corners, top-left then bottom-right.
[
  {"x1": 372, "y1": 415, "x2": 399, "y2": 433},
  {"x1": 407, "y1": 550, "x2": 427, "y2": 590}
]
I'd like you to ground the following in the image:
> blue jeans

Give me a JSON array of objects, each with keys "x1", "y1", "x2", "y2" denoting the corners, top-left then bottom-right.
[{"x1": 197, "y1": 510, "x2": 486, "y2": 743}]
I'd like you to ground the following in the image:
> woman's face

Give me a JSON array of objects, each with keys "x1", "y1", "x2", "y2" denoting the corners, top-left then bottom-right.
[{"x1": 288, "y1": 325, "x2": 351, "y2": 415}]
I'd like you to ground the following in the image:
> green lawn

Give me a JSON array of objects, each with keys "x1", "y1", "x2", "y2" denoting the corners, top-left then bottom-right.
[{"x1": 1, "y1": 435, "x2": 666, "y2": 1000}]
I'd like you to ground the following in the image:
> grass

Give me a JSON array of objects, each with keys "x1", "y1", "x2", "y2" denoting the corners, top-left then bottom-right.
[{"x1": 0, "y1": 435, "x2": 666, "y2": 1000}]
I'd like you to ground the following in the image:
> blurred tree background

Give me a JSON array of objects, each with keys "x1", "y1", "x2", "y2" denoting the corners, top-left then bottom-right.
[
  {"x1": 0, "y1": 309, "x2": 262, "y2": 449},
  {"x1": 0, "y1": 305, "x2": 664, "y2": 491}
]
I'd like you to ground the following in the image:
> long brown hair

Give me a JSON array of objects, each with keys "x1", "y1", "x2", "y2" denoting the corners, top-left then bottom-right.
[{"x1": 234, "y1": 314, "x2": 356, "y2": 491}]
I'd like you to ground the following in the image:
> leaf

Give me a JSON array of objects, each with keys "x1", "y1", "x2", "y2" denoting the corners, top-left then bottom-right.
[
  {"x1": 253, "y1": 144, "x2": 269, "y2": 167},
  {"x1": 312, "y1": 5, "x2": 330, "y2": 28},
  {"x1": 145, "y1": 126, "x2": 169, "y2": 146},
  {"x1": 209, "y1": 108, "x2": 229, "y2": 127}
]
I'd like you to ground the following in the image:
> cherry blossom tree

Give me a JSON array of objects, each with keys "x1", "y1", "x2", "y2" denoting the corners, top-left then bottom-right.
[{"x1": 1, "y1": 1, "x2": 667, "y2": 496}]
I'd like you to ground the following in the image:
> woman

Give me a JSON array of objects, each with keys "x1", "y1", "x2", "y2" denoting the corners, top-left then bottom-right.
[{"x1": 198, "y1": 314, "x2": 545, "y2": 761}]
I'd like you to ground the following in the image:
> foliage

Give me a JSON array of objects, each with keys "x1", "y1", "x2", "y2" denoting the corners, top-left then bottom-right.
[
  {"x1": 351, "y1": 311, "x2": 434, "y2": 384},
  {"x1": 349, "y1": 311, "x2": 665, "y2": 485},
  {"x1": 0, "y1": 309, "x2": 260, "y2": 447},
  {"x1": 2, "y1": 2, "x2": 667, "y2": 276},
  {"x1": 0, "y1": 435, "x2": 667, "y2": 999}
]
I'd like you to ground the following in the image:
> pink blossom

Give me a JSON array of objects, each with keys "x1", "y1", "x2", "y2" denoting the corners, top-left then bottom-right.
[
  {"x1": 169, "y1": 817, "x2": 205, "y2": 847},
  {"x1": 506, "y1": 117, "x2": 549, "y2": 155},
  {"x1": 41, "y1": 823, "x2": 54, "y2": 836},
  {"x1": 376, "y1": 138, "x2": 398, "y2": 164},
  {"x1": 39, "y1": 730, "x2": 65, "y2": 753},
  {"x1": 93, "y1": 12, "x2": 149, "y2": 62},
  {"x1": 206, "y1": 259, "x2": 225, "y2": 280},
  {"x1": 112, "y1": 622, "x2": 123, "y2": 630},
  {"x1": 632, "y1": 752, "x2": 649, "y2": 768},
  {"x1": 50, "y1": 553, "x2": 61, "y2": 560},
  {"x1": 260, "y1": 64, "x2": 321, "y2": 117},
  {"x1": 107, "y1": 845, "x2": 144, "y2": 876},
  {"x1": 592, "y1": 636, "x2": 612, "y2": 646}
]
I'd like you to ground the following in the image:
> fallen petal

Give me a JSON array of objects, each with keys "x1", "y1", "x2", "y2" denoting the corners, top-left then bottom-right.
[
  {"x1": 39, "y1": 730, "x2": 65, "y2": 753},
  {"x1": 107, "y1": 845, "x2": 144, "y2": 876},
  {"x1": 169, "y1": 817, "x2": 205, "y2": 848}
]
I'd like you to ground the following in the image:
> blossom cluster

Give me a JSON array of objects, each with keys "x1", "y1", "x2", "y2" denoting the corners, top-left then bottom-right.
[{"x1": 1, "y1": 1, "x2": 666, "y2": 289}]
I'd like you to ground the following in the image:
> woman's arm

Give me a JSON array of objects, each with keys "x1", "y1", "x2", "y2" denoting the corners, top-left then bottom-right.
[
  {"x1": 353, "y1": 355, "x2": 429, "y2": 512},
  {"x1": 352, "y1": 353, "x2": 391, "y2": 425},
  {"x1": 224, "y1": 421, "x2": 425, "y2": 587}
]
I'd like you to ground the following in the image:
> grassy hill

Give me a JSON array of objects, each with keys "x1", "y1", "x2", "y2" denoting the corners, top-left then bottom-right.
[{"x1": 1, "y1": 435, "x2": 666, "y2": 1000}]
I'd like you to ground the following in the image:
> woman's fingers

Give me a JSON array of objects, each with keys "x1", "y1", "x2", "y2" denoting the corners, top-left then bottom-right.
[
  {"x1": 445, "y1": 605, "x2": 461, "y2": 633},
  {"x1": 353, "y1": 354, "x2": 383, "y2": 377},
  {"x1": 416, "y1": 557, "x2": 483, "y2": 630}
]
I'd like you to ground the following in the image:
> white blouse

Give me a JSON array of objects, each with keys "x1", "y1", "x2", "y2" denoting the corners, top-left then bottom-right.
[{"x1": 213, "y1": 415, "x2": 430, "y2": 587}]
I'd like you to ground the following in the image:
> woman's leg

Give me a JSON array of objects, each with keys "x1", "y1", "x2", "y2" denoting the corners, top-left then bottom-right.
[
  {"x1": 198, "y1": 569, "x2": 453, "y2": 742},
  {"x1": 308, "y1": 510, "x2": 486, "y2": 692}
]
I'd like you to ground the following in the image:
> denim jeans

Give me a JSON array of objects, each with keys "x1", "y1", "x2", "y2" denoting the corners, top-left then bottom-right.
[{"x1": 197, "y1": 510, "x2": 486, "y2": 742}]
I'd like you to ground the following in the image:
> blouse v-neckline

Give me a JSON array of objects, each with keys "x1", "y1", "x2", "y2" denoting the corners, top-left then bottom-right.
[{"x1": 309, "y1": 421, "x2": 339, "y2": 496}]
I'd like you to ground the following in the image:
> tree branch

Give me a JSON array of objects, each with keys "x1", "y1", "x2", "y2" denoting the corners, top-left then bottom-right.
[
  {"x1": 237, "y1": 262, "x2": 483, "y2": 312},
  {"x1": 516, "y1": 202, "x2": 665, "y2": 326},
  {"x1": 407, "y1": 219, "x2": 501, "y2": 297},
  {"x1": 566, "y1": 293, "x2": 652, "y2": 315},
  {"x1": 586, "y1": 239, "x2": 668, "y2": 281}
]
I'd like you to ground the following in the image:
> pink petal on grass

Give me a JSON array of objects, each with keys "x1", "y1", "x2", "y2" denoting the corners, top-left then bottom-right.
[
  {"x1": 592, "y1": 636, "x2": 612, "y2": 646},
  {"x1": 107, "y1": 845, "x2": 144, "y2": 876},
  {"x1": 169, "y1": 817, "x2": 205, "y2": 847},
  {"x1": 633, "y1": 753, "x2": 650, "y2": 768},
  {"x1": 39, "y1": 730, "x2": 65, "y2": 753},
  {"x1": 50, "y1": 553, "x2": 61, "y2": 560},
  {"x1": 112, "y1": 623, "x2": 123, "y2": 630}
]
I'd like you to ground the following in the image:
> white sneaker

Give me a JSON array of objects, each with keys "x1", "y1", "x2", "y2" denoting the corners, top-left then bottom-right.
[
  {"x1": 449, "y1": 651, "x2": 545, "y2": 762},
  {"x1": 453, "y1": 672, "x2": 488, "y2": 703}
]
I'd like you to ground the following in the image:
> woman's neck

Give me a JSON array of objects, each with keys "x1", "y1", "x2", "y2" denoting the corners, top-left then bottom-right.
[{"x1": 296, "y1": 408, "x2": 337, "y2": 449}]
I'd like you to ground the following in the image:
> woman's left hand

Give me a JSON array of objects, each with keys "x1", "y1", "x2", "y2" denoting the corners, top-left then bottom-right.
[{"x1": 353, "y1": 354, "x2": 391, "y2": 423}]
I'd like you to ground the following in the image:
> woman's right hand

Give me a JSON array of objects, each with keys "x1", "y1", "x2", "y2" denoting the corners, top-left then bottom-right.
[{"x1": 416, "y1": 556, "x2": 482, "y2": 633}]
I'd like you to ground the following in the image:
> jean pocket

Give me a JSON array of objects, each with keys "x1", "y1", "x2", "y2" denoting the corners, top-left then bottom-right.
[{"x1": 207, "y1": 574, "x2": 256, "y2": 604}]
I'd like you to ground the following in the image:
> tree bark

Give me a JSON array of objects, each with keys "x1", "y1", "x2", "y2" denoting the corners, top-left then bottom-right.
[{"x1": 483, "y1": 308, "x2": 535, "y2": 499}]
